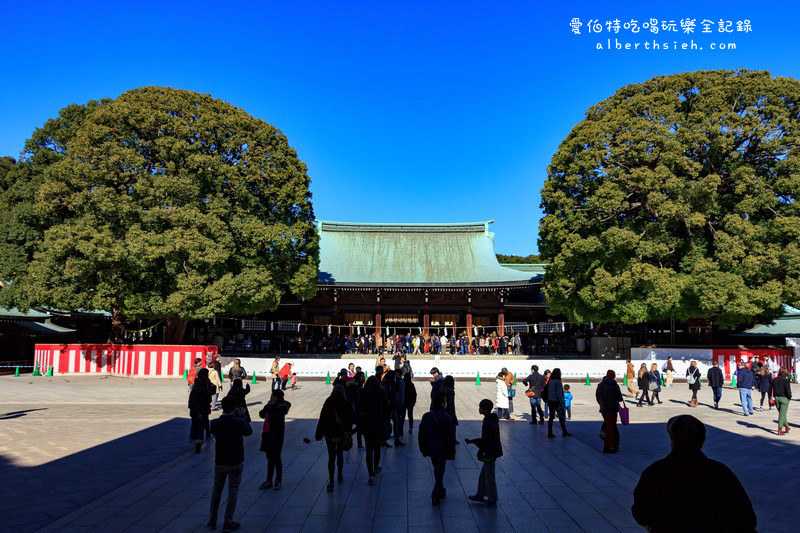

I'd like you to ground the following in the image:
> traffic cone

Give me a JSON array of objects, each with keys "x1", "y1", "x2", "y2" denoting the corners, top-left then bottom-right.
[
  {"x1": 32, "y1": 363, "x2": 41, "y2": 376},
  {"x1": 325, "y1": 371, "x2": 331, "y2": 385},
  {"x1": 623, "y1": 374, "x2": 628, "y2": 387},
  {"x1": 584, "y1": 373, "x2": 590, "y2": 386},
  {"x1": 183, "y1": 368, "x2": 188, "y2": 380},
  {"x1": 46, "y1": 366, "x2": 53, "y2": 377},
  {"x1": 251, "y1": 372, "x2": 257, "y2": 385},
  {"x1": 14, "y1": 366, "x2": 20, "y2": 377},
  {"x1": 475, "y1": 372, "x2": 481, "y2": 386}
]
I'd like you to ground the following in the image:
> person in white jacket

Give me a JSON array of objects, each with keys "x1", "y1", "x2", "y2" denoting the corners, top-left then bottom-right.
[
  {"x1": 208, "y1": 366, "x2": 223, "y2": 409},
  {"x1": 495, "y1": 371, "x2": 510, "y2": 420}
]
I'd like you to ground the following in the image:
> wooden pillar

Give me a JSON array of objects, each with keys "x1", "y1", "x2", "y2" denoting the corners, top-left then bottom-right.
[
  {"x1": 423, "y1": 313, "x2": 430, "y2": 338},
  {"x1": 498, "y1": 312, "x2": 505, "y2": 337},
  {"x1": 466, "y1": 313, "x2": 473, "y2": 341}
]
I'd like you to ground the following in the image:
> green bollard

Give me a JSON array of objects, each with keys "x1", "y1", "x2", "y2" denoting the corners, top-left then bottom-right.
[
  {"x1": 183, "y1": 368, "x2": 188, "y2": 380},
  {"x1": 623, "y1": 374, "x2": 628, "y2": 387},
  {"x1": 14, "y1": 366, "x2": 20, "y2": 377},
  {"x1": 475, "y1": 372, "x2": 481, "y2": 386},
  {"x1": 46, "y1": 366, "x2": 53, "y2": 377},
  {"x1": 325, "y1": 371, "x2": 331, "y2": 385},
  {"x1": 251, "y1": 372, "x2": 257, "y2": 385},
  {"x1": 32, "y1": 363, "x2": 41, "y2": 376},
  {"x1": 585, "y1": 373, "x2": 590, "y2": 386}
]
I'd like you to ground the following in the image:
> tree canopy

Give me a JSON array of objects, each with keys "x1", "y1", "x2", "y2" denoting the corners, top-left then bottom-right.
[
  {"x1": 0, "y1": 87, "x2": 318, "y2": 341},
  {"x1": 538, "y1": 70, "x2": 800, "y2": 328},
  {"x1": 495, "y1": 253, "x2": 542, "y2": 264}
]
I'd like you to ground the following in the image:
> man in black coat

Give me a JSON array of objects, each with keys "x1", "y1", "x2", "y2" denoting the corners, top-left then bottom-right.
[
  {"x1": 706, "y1": 359, "x2": 724, "y2": 409},
  {"x1": 208, "y1": 396, "x2": 254, "y2": 531},
  {"x1": 521, "y1": 365, "x2": 546, "y2": 424},
  {"x1": 417, "y1": 394, "x2": 456, "y2": 506},
  {"x1": 632, "y1": 415, "x2": 756, "y2": 532},
  {"x1": 595, "y1": 370, "x2": 623, "y2": 453}
]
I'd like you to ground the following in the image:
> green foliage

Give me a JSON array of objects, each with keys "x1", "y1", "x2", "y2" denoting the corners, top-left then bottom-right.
[
  {"x1": 539, "y1": 70, "x2": 800, "y2": 327},
  {"x1": 0, "y1": 87, "x2": 318, "y2": 331},
  {"x1": 495, "y1": 253, "x2": 542, "y2": 264}
]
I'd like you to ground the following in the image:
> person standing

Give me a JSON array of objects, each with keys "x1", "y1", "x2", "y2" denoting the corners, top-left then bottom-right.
[
  {"x1": 521, "y1": 365, "x2": 545, "y2": 424},
  {"x1": 258, "y1": 389, "x2": 291, "y2": 490},
  {"x1": 625, "y1": 358, "x2": 638, "y2": 398},
  {"x1": 207, "y1": 396, "x2": 253, "y2": 532},
  {"x1": 756, "y1": 366, "x2": 774, "y2": 412},
  {"x1": 546, "y1": 368, "x2": 571, "y2": 438},
  {"x1": 637, "y1": 364, "x2": 653, "y2": 407},
  {"x1": 466, "y1": 399, "x2": 502, "y2": 507},
  {"x1": 495, "y1": 371, "x2": 510, "y2": 420},
  {"x1": 596, "y1": 370, "x2": 623, "y2": 453},
  {"x1": 649, "y1": 363, "x2": 663, "y2": 404},
  {"x1": 631, "y1": 415, "x2": 756, "y2": 532},
  {"x1": 389, "y1": 370, "x2": 406, "y2": 446},
  {"x1": 706, "y1": 360, "x2": 724, "y2": 409},
  {"x1": 358, "y1": 376, "x2": 387, "y2": 485},
  {"x1": 270, "y1": 357, "x2": 281, "y2": 390},
  {"x1": 187, "y1": 357, "x2": 203, "y2": 395},
  {"x1": 663, "y1": 356, "x2": 676, "y2": 387},
  {"x1": 772, "y1": 368, "x2": 792, "y2": 435},
  {"x1": 208, "y1": 363, "x2": 223, "y2": 410},
  {"x1": 429, "y1": 367, "x2": 444, "y2": 408},
  {"x1": 189, "y1": 368, "x2": 216, "y2": 453},
  {"x1": 404, "y1": 372, "x2": 417, "y2": 433},
  {"x1": 226, "y1": 379, "x2": 251, "y2": 422},
  {"x1": 228, "y1": 359, "x2": 247, "y2": 382},
  {"x1": 766, "y1": 355, "x2": 780, "y2": 378},
  {"x1": 734, "y1": 361, "x2": 755, "y2": 416},
  {"x1": 442, "y1": 375, "x2": 459, "y2": 443},
  {"x1": 686, "y1": 361, "x2": 701, "y2": 408},
  {"x1": 417, "y1": 394, "x2": 456, "y2": 506},
  {"x1": 315, "y1": 384, "x2": 353, "y2": 491},
  {"x1": 542, "y1": 370, "x2": 551, "y2": 419},
  {"x1": 502, "y1": 367, "x2": 516, "y2": 417}
]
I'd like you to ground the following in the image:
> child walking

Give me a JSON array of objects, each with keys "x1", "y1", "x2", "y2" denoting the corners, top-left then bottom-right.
[
  {"x1": 563, "y1": 385, "x2": 573, "y2": 420},
  {"x1": 466, "y1": 399, "x2": 503, "y2": 507},
  {"x1": 258, "y1": 389, "x2": 291, "y2": 490}
]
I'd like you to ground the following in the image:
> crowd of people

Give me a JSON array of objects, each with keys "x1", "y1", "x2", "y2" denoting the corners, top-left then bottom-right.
[
  {"x1": 336, "y1": 332, "x2": 527, "y2": 356},
  {"x1": 183, "y1": 353, "x2": 790, "y2": 531}
]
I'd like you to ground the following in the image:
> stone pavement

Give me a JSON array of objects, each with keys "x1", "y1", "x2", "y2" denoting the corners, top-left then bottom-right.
[{"x1": 0, "y1": 373, "x2": 797, "y2": 532}]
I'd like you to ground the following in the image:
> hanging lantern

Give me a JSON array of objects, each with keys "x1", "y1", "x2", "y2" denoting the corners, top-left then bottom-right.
[
  {"x1": 271, "y1": 321, "x2": 274, "y2": 331},
  {"x1": 327, "y1": 324, "x2": 332, "y2": 335},
  {"x1": 474, "y1": 326, "x2": 477, "y2": 336},
  {"x1": 386, "y1": 326, "x2": 389, "y2": 336},
  {"x1": 444, "y1": 327, "x2": 448, "y2": 336},
  {"x1": 297, "y1": 323, "x2": 301, "y2": 332},
  {"x1": 356, "y1": 326, "x2": 361, "y2": 335}
]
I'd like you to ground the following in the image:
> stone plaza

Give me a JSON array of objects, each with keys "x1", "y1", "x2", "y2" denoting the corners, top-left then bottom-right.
[{"x1": 0, "y1": 372, "x2": 797, "y2": 533}]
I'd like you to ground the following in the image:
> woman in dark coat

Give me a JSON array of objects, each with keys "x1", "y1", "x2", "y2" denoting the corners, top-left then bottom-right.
[
  {"x1": 442, "y1": 375, "x2": 459, "y2": 443},
  {"x1": 756, "y1": 367, "x2": 773, "y2": 411},
  {"x1": 225, "y1": 378, "x2": 251, "y2": 422},
  {"x1": 315, "y1": 384, "x2": 353, "y2": 491},
  {"x1": 258, "y1": 389, "x2": 291, "y2": 490},
  {"x1": 188, "y1": 368, "x2": 216, "y2": 452},
  {"x1": 686, "y1": 361, "x2": 701, "y2": 407},
  {"x1": 637, "y1": 364, "x2": 653, "y2": 407},
  {"x1": 649, "y1": 363, "x2": 663, "y2": 404},
  {"x1": 358, "y1": 376, "x2": 389, "y2": 485},
  {"x1": 404, "y1": 372, "x2": 417, "y2": 433},
  {"x1": 546, "y1": 368, "x2": 571, "y2": 438}
]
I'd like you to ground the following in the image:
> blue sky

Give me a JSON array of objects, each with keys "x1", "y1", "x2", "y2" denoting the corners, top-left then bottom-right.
[{"x1": 1, "y1": 0, "x2": 798, "y2": 254}]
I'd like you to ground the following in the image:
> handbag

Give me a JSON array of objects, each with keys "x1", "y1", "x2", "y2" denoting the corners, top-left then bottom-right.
[
  {"x1": 525, "y1": 389, "x2": 536, "y2": 398},
  {"x1": 769, "y1": 397, "x2": 776, "y2": 407},
  {"x1": 619, "y1": 400, "x2": 630, "y2": 425},
  {"x1": 649, "y1": 381, "x2": 658, "y2": 391},
  {"x1": 508, "y1": 387, "x2": 516, "y2": 398}
]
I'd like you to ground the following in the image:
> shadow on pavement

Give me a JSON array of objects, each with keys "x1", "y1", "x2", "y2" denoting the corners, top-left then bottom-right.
[{"x1": 0, "y1": 408, "x2": 47, "y2": 420}]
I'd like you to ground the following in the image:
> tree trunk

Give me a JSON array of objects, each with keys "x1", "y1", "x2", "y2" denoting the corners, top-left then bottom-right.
[
  {"x1": 164, "y1": 317, "x2": 188, "y2": 344},
  {"x1": 109, "y1": 305, "x2": 125, "y2": 343}
]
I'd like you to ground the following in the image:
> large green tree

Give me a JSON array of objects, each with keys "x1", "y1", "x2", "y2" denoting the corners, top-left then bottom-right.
[
  {"x1": 539, "y1": 70, "x2": 800, "y2": 328},
  {"x1": 1, "y1": 87, "x2": 318, "y2": 342}
]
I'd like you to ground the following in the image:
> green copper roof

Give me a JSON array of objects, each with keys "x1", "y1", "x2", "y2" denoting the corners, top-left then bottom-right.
[
  {"x1": 0, "y1": 306, "x2": 52, "y2": 320},
  {"x1": 316, "y1": 221, "x2": 539, "y2": 286},
  {"x1": 499, "y1": 263, "x2": 548, "y2": 275},
  {"x1": 736, "y1": 304, "x2": 800, "y2": 336}
]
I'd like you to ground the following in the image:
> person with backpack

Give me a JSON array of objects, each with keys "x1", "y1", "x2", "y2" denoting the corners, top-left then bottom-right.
[
  {"x1": 418, "y1": 393, "x2": 456, "y2": 506},
  {"x1": 258, "y1": 389, "x2": 291, "y2": 490},
  {"x1": 207, "y1": 396, "x2": 253, "y2": 532},
  {"x1": 315, "y1": 384, "x2": 353, "y2": 491},
  {"x1": 188, "y1": 368, "x2": 217, "y2": 453},
  {"x1": 686, "y1": 361, "x2": 702, "y2": 408},
  {"x1": 187, "y1": 357, "x2": 203, "y2": 395},
  {"x1": 662, "y1": 356, "x2": 676, "y2": 387},
  {"x1": 466, "y1": 398, "x2": 503, "y2": 507}
]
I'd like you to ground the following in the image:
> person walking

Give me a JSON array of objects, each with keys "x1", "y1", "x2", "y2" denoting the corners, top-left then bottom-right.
[
  {"x1": 258, "y1": 389, "x2": 291, "y2": 490},
  {"x1": 756, "y1": 366, "x2": 773, "y2": 412},
  {"x1": 637, "y1": 364, "x2": 653, "y2": 407},
  {"x1": 596, "y1": 370, "x2": 623, "y2": 453},
  {"x1": 442, "y1": 375, "x2": 459, "y2": 443},
  {"x1": 388, "y1": 370, "x2": 406, "y2": 446},
  {"x1": 466, "y1": 399, "x2": 502, "y2": 507},
  {"x1": 626, "y1": 358, "x2": 638, "y2": 398},
  {"x1": 521, "y1": 365, "x2": 546, "y2": 424},
  {"x1": 404, "y1": 372, "x2": 417, "y2": 433},
  {"x1": 663, "y1": 356, "x2": 676, "y2": 387},
  {"x1": 707, "y1": 359, "x2": 724, "y2": 409},
  {"x1": 187, "y1": 357, "x2": 203, "y2": 395},
  {"x1": 429, "y1": 367, "x2": 444, "y2": 408},
  {"x1": 228, "y1": 359, "x2": 247, "y2": 382},
  {"x1": 772, "y1": 368, "x2": 792, "y2": 435},
  {"x1": 417, "y1": 394, "x2": 456, "y2": 506},
  {"x1": 502, "y1": 367, "x2": 516, "y2": 417},
  {"x1": 208, "y1": 364, "x2": 223, "y2": 410},
  {"x1": 631, "y1": 415, "x2": 756, "y2": 532},
  {"x1": 649, "y1": 363, "x2": 663, "y2": 404},
  {"x1": 189, "y1": 368, "x2": 216, "y2": 453},
  {"x1": 686, "y1": 361, "x2": 701, "y2": 408},
  {"x1": 315, "y1": 384, "x2": 353, "y2": 491},
  {"x1": 495, "y1": 371, "x2": 511, "y2": 420},
  {"x1": 358, "y1": 376, "x2": 388, "y2": 485},
  {"x1": 270, "y1": 357, "x2": 281, "y2": 390},
  {"x1": 207, "y1": 396, "x2": 253, "y2": 532},
  {"x1": 546, "y1": 368, "x2": 571, "y2": 438},
  {"x1": 734, "y1": 361, "x2": 755, "y2": 416}
]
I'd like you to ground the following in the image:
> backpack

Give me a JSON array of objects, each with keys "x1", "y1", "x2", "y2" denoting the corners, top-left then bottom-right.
[
  {"x1": 687, "y1": 368, "x2": 698, "y2": 385},
  {"x1": 187, "y1": 365, "x2": 198, "y2": 385}
]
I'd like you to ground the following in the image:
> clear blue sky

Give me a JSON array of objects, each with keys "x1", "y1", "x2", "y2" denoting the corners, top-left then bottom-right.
[{"x1": 1, "y1": 0, "x2": 798, "y2": 254}]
